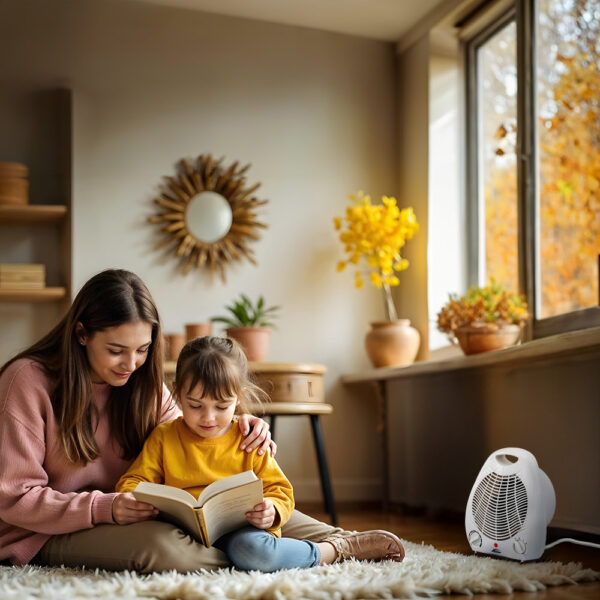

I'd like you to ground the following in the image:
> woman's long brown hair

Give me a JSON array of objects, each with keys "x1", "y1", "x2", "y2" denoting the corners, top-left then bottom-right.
[{"x1": 0, "y1": 269, "x2": 167, "y2": 463}]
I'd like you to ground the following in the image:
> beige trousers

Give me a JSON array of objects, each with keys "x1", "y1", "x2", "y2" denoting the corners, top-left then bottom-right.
[{"x1": 35, "y1": 510, "x2": 347, "y2": 573}]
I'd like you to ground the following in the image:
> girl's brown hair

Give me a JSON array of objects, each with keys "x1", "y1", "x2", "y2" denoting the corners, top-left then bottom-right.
[
  {"x1": 174, "y1": 336, "x2": 265, "y2": 413},
  {"x1": 0, "y1": 269, "x2": 167, "y2": 463}
]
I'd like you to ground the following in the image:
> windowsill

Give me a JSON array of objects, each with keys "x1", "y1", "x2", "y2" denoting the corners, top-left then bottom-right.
[{"x1": 341, "y1": 326, "x2": 600, "y2": 385}]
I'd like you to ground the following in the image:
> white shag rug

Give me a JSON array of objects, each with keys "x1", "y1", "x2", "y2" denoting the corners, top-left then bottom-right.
[{"x1": 1, "y1": 540, "x2": 598, "y2": 600}]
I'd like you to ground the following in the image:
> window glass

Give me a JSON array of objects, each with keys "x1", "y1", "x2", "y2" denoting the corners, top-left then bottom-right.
[
  {"x1": 537, "y1": 0, "x2": 600, "y2": 318},
  {"x1": 477, "y1": 20, "x2": 519, "y2": 292}
]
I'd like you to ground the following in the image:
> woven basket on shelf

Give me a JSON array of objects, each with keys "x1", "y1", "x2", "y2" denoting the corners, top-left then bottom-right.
[{"x1": 0, "y1": 162, "x2": 29, "y2": 206}]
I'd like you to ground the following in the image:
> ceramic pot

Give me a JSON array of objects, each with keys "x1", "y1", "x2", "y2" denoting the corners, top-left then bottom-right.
[
  {"x1": 164, "y1": 333, "x2": 186, "y2": 361},
  {"x1": 226, "y1": 326, "x2": 271, "y2": 362},
  {"x1": 454, "y1": 323, "x2": 521, "y2": 355},
  {"x1": 365, "y1": 319, "x2": 420, "y2": 368},
  {"x1": 185, "y1": 322, "x2": 212, "y2": 342}
]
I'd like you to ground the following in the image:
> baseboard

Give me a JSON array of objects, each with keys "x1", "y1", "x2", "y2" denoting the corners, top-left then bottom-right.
[
  {"x1": 549, "y1": 520, "x2": 600, "y2": 536},
  {"x1": 387, "y1": 504, "x2": 600, "y2": 537},
  {"x1": 296, "y1": 499, "x2": 383, "y2": 514},
  {"x1": 388, "y1": 502, "x2": 465, "y2": 521},
  {"x1": 292, "y1": 478, "x2": 382, "y2": 502}
]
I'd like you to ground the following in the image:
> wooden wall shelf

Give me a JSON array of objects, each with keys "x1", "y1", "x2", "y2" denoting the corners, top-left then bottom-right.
[
  {"x1": 0, "y1": 205, "x2": 68, "y2": 225},
  {"x1": 0, "y1": 287, "x2": 67, "y2": 302}
]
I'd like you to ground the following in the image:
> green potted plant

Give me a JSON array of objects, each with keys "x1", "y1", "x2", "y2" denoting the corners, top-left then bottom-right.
[
  {"x1": 436, "y1": 281, "x2": 529, "y2": 355},
  {"x1": 211, "y1": 294, "x2": 280, "y2": 362}
]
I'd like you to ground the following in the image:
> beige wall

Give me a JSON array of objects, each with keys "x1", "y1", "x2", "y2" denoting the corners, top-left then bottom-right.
[
  {"x1": 0, "y1": 0, "x2": 398, "y2": 501},
  {"x1": 394, "y1": 35, "x2": 430, "y2": 360}
]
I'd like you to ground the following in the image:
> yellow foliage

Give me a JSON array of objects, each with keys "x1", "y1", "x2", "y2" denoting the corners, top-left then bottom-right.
[
  {"x1": 333, "y1": 191, "x2": 419, "y2": 290},
  {"x1": 334, "y1": 191, "x2": 419, "y2": 320},
  {"x1": 485, "y1": 6, "x2": 599, "y2": 317}
]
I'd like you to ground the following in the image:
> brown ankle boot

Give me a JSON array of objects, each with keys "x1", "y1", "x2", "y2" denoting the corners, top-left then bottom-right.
[{"x1": 327, "y1": 530, "x2": 405, "y2": 563}]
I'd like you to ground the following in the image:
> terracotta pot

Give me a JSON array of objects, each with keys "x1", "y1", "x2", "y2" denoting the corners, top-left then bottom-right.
[
  {"x1": 185, "y1": 322, "x2": 212, "y2": 341},
  {"x1": 454, "y1": 323, "x2": 521, "y2": 355},
  {"x1": 164, "y1": 333, "x2": 186, "y2": 361},
  {"x1": 226, "y1": 326, "x2": 271, "y2": 362},
  {"x1": 365, "y1": 319, "x2": 420, "y2": 368}
]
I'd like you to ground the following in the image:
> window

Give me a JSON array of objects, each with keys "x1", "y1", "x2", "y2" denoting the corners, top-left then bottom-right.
[
  {"x1": 468, "y1": 13, "x2": 518, "y2": 292},
  {"x1": 535, "y1": 0, "x2": 600, "y2": 323},
  {"x1": 465, "y1": 0, "x2": 600, "y2": 338}
]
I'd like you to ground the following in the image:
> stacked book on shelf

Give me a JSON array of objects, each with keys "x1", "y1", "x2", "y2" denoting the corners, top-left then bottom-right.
[{"x1": 0, "y1": 264, "x2": 45, "y2": 289}]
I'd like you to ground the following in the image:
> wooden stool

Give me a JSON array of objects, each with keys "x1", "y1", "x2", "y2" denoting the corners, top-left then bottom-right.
[{"x1": 249, "y1": 362, "x2": 338, "y2": 526}]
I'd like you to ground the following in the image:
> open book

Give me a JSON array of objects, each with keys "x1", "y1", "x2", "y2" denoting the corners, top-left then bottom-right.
[{"x1": 133, "y1": 470, "x2": 263, "y2": 547}]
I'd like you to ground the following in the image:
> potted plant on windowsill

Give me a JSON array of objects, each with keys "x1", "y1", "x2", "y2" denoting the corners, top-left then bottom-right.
[
  {"x1": 334, "y1": 191, "x2": 420, "y2": 368},
  {"x1": 211, "y1": 294, "x2": 280, "y2": 362},
  {"x1": 436, "y1": 281, "x2": 529, "y2": 355}
]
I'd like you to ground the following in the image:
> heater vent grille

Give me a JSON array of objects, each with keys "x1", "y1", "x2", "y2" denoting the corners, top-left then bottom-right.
[{"x1": 472, "y1": 472, "x2": 528, "y2": 541}]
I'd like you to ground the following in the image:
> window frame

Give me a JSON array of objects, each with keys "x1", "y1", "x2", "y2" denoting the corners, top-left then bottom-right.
[
  {"x1": 464, "y1": 0, "x2": 600, "y2": 340},
  {"x1": 465, "y1": 6, "x2": 517, "y2": 291}
]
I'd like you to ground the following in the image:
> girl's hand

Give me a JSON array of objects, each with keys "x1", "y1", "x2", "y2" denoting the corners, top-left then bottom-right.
[
  {"x1": 246, "y1": 499, "x2": 275, "y2": 530},
  {"x1": 238, "y1": 415, "x2": 277, "y2": 456},
  {"x1": 112, "y1": 492, "x2": 158, "y2": 525}
]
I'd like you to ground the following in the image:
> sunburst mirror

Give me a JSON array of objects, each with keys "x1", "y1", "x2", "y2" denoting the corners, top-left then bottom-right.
[{"x1": 149, "y1": 154, "x2": 268, "y2": 282}]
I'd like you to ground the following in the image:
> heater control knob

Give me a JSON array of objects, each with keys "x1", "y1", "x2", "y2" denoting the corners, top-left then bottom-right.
[
  {"x1": 513, "y1": 537, "x2": 527, "y2": 555},
  {"x1": 468, "y1": 530, "x2": 482, "y2": 548}
]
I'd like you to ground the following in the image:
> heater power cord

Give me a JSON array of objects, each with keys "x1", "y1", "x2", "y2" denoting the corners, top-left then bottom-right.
[{"x1": 545, "y1": 538, "x2": 600, "y2": 550}]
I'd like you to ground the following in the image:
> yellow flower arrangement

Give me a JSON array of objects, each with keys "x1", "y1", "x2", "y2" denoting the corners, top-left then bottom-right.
[{"x1": 334, "y1": 191, "x2": 419, "y2": 321}]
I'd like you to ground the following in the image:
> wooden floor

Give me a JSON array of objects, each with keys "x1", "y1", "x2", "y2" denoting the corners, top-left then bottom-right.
[{"x1": 297, "y1": 503, "x2": 600, "y2": 599}]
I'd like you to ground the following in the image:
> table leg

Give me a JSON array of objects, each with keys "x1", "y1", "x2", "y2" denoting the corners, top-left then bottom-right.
[
  {"x1": 309, "y1": 415, "x2": 338, "y2": 526},
  {"x1": 371, "y1": 380, "x2": 389, "y2": 511}
]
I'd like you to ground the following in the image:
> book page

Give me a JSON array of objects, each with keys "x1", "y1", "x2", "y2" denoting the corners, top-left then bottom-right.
[
  {"x1": 133, "y1": 482, "x2": 202, "y2": 542},
  {"x1": 197, "y1": 470, "x2": 259, "y2": 506},
  {"x1": 134, "y1": 482, "x2": 198, "y2": 506},
  {"x1": 201, "y1": 478, "x2": 263, "y2": 545}
]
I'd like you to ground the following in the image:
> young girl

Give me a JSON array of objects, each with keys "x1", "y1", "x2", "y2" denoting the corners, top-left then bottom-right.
[{"x1": 116, "y1": 336, "x2": 405, "y2": 572}]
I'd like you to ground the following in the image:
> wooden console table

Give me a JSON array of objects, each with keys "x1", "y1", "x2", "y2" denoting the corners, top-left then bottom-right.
[{"x1": 341, "y1": 327, "x2": 600, "y2": 512}]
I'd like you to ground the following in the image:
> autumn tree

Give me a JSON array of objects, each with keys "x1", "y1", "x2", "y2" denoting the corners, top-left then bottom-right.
[
  {"x1": 537, "y1": 0, "x2": 600, "y2": 316},
  {"x1": 484, "y1": 0, "x2": 600, "y2": 317}
]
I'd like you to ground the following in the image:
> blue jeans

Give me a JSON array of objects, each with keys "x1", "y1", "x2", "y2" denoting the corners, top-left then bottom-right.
[{"x1": 214, "y1": 526, "x2": 321, "y2": 572}]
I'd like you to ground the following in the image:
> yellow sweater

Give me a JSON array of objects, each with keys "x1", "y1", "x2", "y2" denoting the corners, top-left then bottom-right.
[{"x1": 115, "y1": 418, "x2": 294, "y2": 536}]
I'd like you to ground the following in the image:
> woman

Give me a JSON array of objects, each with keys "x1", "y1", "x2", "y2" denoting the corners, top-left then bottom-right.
[{"x1": 0, "y1": 269, "x2": 395, "y2": 573}]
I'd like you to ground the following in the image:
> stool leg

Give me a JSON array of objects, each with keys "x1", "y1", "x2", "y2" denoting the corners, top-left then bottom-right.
[{"x1": 309, "y1": 415, "x2": 338, "y2": 526}]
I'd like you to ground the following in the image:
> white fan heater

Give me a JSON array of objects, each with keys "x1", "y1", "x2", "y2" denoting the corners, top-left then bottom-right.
[{"x1": 465, "y1": 447, "x2": 555, "y2": 561}]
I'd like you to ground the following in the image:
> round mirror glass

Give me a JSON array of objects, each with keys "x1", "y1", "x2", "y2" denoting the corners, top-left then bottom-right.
[{"x1": 185, "y1": 191, "x2": 233, "y2": 243}]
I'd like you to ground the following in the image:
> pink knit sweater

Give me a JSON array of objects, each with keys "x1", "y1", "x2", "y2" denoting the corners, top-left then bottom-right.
[{"x1": 0, "y1": 358, "x2": 178, "y2": 566}]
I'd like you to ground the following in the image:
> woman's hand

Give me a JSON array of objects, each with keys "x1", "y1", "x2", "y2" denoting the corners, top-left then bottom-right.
[
  {"x1": 238, "y1": 414, "x2": 277, "y2": 456},
  {"x1": 112, "y1": 492, "x2": 158, "y2": 525},
  {"x1": 246, "y1": 499, "x2": 275, "y2": 530}
]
